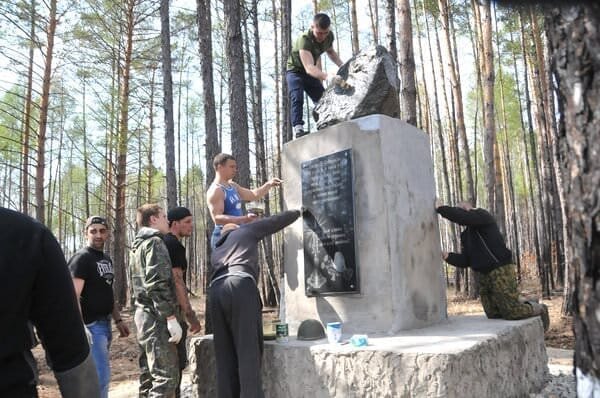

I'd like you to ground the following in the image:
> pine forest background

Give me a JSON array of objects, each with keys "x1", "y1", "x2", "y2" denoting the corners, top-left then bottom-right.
[{"x1": 0, "y1": 0, "x2": 582, "y2": 316}]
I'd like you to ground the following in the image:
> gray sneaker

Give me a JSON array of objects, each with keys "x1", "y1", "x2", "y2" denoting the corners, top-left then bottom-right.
[{"x1": 294, "y1": 125, "x2": 308, "y2": 139}]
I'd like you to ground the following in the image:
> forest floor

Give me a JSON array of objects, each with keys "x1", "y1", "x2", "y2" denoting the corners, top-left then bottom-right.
[{"x1": 34, "y1": 289, "x2": 574, "y2": 397}]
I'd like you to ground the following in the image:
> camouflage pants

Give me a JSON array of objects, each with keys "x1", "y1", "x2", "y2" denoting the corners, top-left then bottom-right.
[
  {"x1": 135, "y1": 307, "x2": 180, "y2": 398},
  {"x1": 477, "y1": 264, "x2": 534, "y2": 320}
]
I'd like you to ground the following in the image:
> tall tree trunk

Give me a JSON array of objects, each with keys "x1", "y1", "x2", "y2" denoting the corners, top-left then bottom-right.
[
  {"x1": 438, "y1": 0, "x2": 475, "y2": 204},
  {"x1": 281, "y1": 0, "x2": 292, "y2": 144},
  {"x1": 350, "y1": 0, "x2": 359, "y2": 54},
  {"x1": 21, "y1": 0, "x2": 36, "y2": 215},
  {"x1": 368, "y1": 0, "x2": 379, "y2": 45},
  {"x1": 147, "y1": 65, "x2": 156, "y2": 202},
  {"x1": 197, "y1": 0, "x2": 220, "y2": 332},
  {"x1": 544, "y1": 3, "x2": 600, "y2": 394},
  {"x1": 35, "y1": 0, "x2": 58, "y2": 224},
  {"x1": 223, "y1": 0, "x2": 250, "y2": 189},
  {"x1": 248, "y1": 0, "x2": 279, "y2": 306},
  {"x1": 271, "y1": 0, "x2": 282, "y2": 183},
  {"x1": 477, "y1": 0, "x2": 496, "y2": 216},
  {"x1": 160, "y1": 0, "x2": 177, "y2": 208},
  {"x1": 518, "y1": 11, "x2": 546, "y2": 293},
  {"x1": 385, "y1": 0, "x2": 397, "y2": 66},
  {"x1": 397, "y1": 0, "x2": 416, "y2": 125},
  {"x1": 113, "y1": 0, "x2": 135, "y2": 307},
  {"x1": 81, "y1": 73, "x2": 91, "y2": 217}
]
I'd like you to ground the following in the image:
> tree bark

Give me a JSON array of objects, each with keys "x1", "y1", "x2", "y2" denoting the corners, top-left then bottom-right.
[
  {"x1": 160, "y1": 0, "x2": 177, "y2": 208},
  {"x1": 350, "y1": 0, "x2": 359, "y2": 54},
  {"x1": 438, "y1": 0, "x2": 475, "y2": 204},
  {"x1": 397, "y1": 0, "x2": 416, "y2": 125},
  {"x1": 478, "y1": 0, "x2": 496, "y2": 216},
  {"x1": 35, "y1": 0, "x2": 58, "y2": 224},
  {"x1": 21, "y1": 0, "x2": 36, "y2": 216},
  {"x1": 281, "y1": 0, "x2": 292, "y2": 144},
  {"x1": 385, "y1": 0, "x2": 397, "y2": 66},
  {"x1": 112, "y1": 0, "x2": 136, "y2": 307},
  {"x1": 545, "y1": 4, "x2": 600, "y2": 394}
]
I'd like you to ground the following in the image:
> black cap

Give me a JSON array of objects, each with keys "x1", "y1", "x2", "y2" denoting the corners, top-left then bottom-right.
[
  {"x1": 167, "y1": 207, "x2": 192, "y2": 222},
  {"x1": 85, "y1": 216, "x2": 108, "y2": 229}
]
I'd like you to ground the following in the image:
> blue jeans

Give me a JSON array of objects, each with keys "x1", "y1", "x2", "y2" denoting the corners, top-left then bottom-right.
[
  {"x1": 211, "y1": 225, "x2": 223, "y2": 249},
  {"x1": 87, "y1": 318, "x2": 112, "y2": 398},
  {"x1": 286, "y1": 71, "x2": 324, "y2": 127}
]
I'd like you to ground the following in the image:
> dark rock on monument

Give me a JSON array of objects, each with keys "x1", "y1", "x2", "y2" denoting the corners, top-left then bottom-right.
[{"x1": 313, "y1": 45, "x2": 400, "y2": 130}]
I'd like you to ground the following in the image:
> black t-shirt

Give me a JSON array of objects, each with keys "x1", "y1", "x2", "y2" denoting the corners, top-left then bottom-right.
[
  {"x1": 163, "y1": 233, "x2": 187, "y2": 274},
  {"x1": 0, "y1": 207, "x2": 89, "y2": 393},
  {"x1": 68, "y1": 247, "x2": 115, "y2": 324}
]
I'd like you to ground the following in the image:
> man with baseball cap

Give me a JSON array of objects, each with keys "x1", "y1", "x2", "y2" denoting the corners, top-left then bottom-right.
[
  {"x1": 164, "y1": 206, "x2": 201, "y2": 397},
  {"x1": 68, "y1": 215, "x2": 130, "y2": 398}
]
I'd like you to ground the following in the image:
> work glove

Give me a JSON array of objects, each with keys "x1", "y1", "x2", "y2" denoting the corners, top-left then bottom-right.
[
  {"x1": 167, "y1": 317, "x2": 183, "y2": 344},
  {"x1": 84, "y1": 326, "x2": 93, "y2": 346}
]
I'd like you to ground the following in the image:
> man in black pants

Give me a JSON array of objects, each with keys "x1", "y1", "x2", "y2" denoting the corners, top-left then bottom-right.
[
  {"x1": 164, "y1": 206, "x2": 201, "y2": 397},
  {"x1": 0, "y1": 207, "x2": 100, "y2": 397},
  {"x1": 209, "y1": 209, "x2": 301, "y2": 398}
]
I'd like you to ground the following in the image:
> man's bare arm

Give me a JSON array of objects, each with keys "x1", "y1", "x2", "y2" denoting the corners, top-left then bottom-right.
[
  {"x1": 172, "y1": 267, "x2": 201, "y2": 334},
  {"x1": 326, "y1": 47, "x2": 343, "y2": 67},
  {"x1": 234, "y1": 178, "x2": 282, "y2": 202},
  {"x1": 72, "y1": 278, "x2": 85, "y2": 315},
  {"x1": 299, "y1": 49, "x2": 327, "y2": 80}
]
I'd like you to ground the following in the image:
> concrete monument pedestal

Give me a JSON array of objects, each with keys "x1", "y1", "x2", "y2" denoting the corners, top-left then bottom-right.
[
  {"x1": 281, "y1": 115, "x2": 446, "y2": 334},
  {"x1": 189, "y1": 316, "x2": 548, "y2": 397}
]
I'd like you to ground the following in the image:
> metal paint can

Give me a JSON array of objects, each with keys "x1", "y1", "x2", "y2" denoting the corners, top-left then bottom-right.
[{"x1": 275, "y1": 323, "x2": 289, "y2": 343}]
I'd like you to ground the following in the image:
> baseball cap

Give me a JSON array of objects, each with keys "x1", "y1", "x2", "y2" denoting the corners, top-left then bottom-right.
[
  {"x1": 167, "y1": 207, "x2": 192, "y2": 222},
  {"x1": 85, "y1": 216, "x2": 108, "y2": 229}
]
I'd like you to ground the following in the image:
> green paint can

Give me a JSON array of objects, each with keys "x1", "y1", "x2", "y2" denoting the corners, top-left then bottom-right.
[{"x1": 275, "y1": 323, "x2": 289, "y2": 343}]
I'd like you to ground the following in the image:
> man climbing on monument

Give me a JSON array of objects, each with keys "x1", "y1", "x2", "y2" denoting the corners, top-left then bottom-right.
[
  {"x1": 207, "y1": 153, "x2": 282, "y2": 248},
  {"x1": 209, "y1": 209, "x2": 301, "y2": 398},
  {"x1": 286, "y1": 13, "x2": 344, "y2": 139},
  {"x1": 436, "y1": 202, "x2": 549, "y2": 331}
]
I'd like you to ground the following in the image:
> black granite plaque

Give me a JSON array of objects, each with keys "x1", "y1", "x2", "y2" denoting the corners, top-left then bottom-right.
[{"x1": 301, "y1": 149, "x2": 358, "y2": 296}]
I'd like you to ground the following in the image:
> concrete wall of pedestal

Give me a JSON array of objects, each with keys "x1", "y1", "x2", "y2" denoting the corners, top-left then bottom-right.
[
  {"x1": 189, "y1": 316, "x2": 548, "y2": 397},
  {"x1": 282, "y1": 114, "x2": 447, "y2": 335}
]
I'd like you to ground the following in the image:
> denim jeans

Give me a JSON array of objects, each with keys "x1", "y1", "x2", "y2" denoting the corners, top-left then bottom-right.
[
  {"x1": 211, "y1": 225, "x2": 223, "y2": 249},
  {"x1": 87, "y1": 318, "x2": 112, "y2": 398},
  {"x1": 286, "y1": 71, "x2": 324, "y2": 127}
]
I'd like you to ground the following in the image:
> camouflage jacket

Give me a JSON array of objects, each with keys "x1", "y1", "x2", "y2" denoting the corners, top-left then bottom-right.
[{"x1": 130, "y1": 227, "x2": 177, "y2": 319}]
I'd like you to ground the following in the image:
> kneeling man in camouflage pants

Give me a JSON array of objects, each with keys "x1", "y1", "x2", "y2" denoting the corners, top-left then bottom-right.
[{"x1": 436, "y1": 202, "x2": 549, "y2": 331}]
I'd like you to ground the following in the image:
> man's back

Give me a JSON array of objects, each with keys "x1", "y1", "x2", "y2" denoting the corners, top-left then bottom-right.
[{"x1": 0, "y1": 207, "x2": 98, "y2": 396}]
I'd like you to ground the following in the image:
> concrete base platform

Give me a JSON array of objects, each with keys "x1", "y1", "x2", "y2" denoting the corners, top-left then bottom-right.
[{"x1": 189, "y1": 315, "x2": 548, "y2": 397}]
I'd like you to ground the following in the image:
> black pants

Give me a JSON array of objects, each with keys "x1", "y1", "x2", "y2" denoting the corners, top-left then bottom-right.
[{"x1": 209, "y1": 276, "x2": 264, "y2": 398}]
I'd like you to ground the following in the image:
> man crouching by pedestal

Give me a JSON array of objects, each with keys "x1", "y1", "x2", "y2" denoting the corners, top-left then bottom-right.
[
  {"x1": 209, "y1": 209, "x2": 301, "y2": 398},
  {"x1": 130, "y1": 203, "x2": 183, "y2": 398},
  {"x1": 436, "y1": 201, "x2": 549, "y2": 331}
]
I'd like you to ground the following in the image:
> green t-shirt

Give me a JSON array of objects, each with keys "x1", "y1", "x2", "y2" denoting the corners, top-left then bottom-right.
[{"x1": 286, "y1": 29, "x2": 335, "y2": 73}]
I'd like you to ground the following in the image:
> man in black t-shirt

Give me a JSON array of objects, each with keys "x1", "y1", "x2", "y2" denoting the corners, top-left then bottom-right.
[
  {"x1": 165, "y1": 207, "x2": 201, "y2": 397},
  {"x1": 0, "y1": 207, "x2": 100, "y2": 397},
  {"x1": 69, "y1": 216, "x2": 130, "y2": 398}
]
